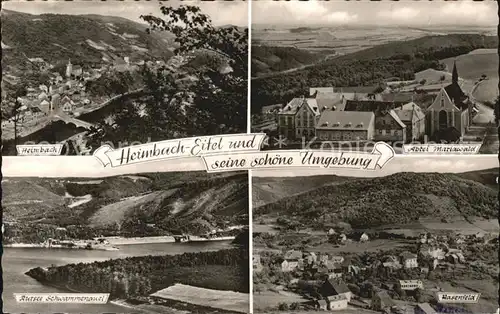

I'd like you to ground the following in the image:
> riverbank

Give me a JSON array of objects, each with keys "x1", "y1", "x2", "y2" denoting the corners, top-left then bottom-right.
[
  {"x1": 3, "y1": 243, "x2": 119, "y2": 251},
  {"x1": 4, "y1": 235, "x2": 237, "y2": 249}
]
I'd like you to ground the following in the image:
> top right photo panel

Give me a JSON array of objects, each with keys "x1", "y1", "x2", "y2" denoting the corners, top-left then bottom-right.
[{"x1": 251, "y1": 1, "x2": 498, "y2": 155}]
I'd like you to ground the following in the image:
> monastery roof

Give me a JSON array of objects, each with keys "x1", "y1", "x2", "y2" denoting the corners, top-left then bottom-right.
[
  {"x1": 388, "y1": 109, "x2": 407, "y2": 129},
  {"x1": 394, "y1": 102, "x2": 425, "y2": 121},
  {"x1": 344, "y1": 99, "x2": 400, "y2": 112},
  {"x1": 279, "y1": 98, "x2": 304, "y2": 115},
  {"x1": 316, "y1": 111, "x2": 374, "y2": 131}
]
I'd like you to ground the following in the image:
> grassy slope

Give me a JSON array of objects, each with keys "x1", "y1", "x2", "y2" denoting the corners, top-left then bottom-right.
[
  {"x1": 252, "y1": 175, "x2": 358, "y2": 208},
  {"x1": 251, "y1": 46, "x2": 325, "y2": 76}
]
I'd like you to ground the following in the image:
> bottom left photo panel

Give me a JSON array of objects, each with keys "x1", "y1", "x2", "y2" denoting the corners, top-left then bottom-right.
[{"x1": 2, "y1": 171, "x2": 250, "y2": 314}]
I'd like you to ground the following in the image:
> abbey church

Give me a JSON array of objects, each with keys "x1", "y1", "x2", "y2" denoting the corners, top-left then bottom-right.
[{"x1": 425, "y1": 61, "x2": 472, "y2": 138}]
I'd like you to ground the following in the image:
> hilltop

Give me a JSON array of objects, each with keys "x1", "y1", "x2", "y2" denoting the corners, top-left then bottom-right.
[
  {"x1": 254, "y1": 171, "x2": 498, "y2": 229},
  {"x1": 253, "y1": 175, "x2": 357, "y2": 208},
  {"x1": 252, "y1": 46, "x2": 325, "y2": 77},
  {"x1": 1, "y1": 9, "x2": 174, "y2": 73},
  {"x1": 251, "y1": 33, "x2": 497, "y2": 110},
  {"x1": 2, "y1": 172, "x2": 248, "y2": 243}
]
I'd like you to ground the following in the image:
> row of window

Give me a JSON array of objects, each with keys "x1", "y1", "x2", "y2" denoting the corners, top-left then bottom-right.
[
  {"x1": 317, "y1": 132, "x2": 367, "y2": 141},
  {"x1": 378, "y1": 129, "x2": 399, "y2": 136}
]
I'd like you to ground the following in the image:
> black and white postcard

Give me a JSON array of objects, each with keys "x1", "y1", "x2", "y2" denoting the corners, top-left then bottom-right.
[
  {"x1": 252, "y1": 156, "x2": 498, "y2": 314},
  {"x1": 1, "y1": 0, "x2": 248, "y2": 156},
  {"x1": 251, "y1": 1, "x2": 499, "y2": 155},
  {"x1": 3, "y1": 171, "x2": 249, "y2": 313}
]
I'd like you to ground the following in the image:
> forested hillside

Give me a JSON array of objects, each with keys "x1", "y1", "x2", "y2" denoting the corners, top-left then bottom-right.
[
  {"x1": 26, "y1": 248, "x2": 249, "y2": 299},
  {"x1": 251, "y1": 34, "x2": 497, "y2": 113},
  {"x1": 254, "y1": 172, "x2": 498, "y2": 229},
  {"x1": 3, "y1": 172, "x2": 248, "y2": 243}
]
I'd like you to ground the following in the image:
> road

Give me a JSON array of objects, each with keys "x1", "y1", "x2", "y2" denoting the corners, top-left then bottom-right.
[{"x1": 472, "y1": 102, "x2": 495, "y2": 124}]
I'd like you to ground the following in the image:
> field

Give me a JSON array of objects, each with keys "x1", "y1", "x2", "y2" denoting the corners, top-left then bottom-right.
[
  {"x1": 253, "y1": 290, "x2": 308, "y2": 312},
  {"x1": 441, "y1": 48, "x2": 498, "y2": 102},
  {"x1": 252, "y1": 27, "x2": 430, "y2": 54},
  {"x1": 152, "y1": 284, "x2": 249, "y2": 313}
]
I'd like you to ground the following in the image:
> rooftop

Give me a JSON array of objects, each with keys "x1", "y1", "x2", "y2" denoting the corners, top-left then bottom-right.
[{"x1": 316, "y1": 111, "x2": 375, "y2": 131}]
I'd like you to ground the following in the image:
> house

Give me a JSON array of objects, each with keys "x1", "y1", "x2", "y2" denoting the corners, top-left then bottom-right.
[
  {"x1": 315, "y1": 111, "x2": 375, "y2": 142},
  {"x1": 382, "y1": 256, "x2": 402, "y2": 269},
  {"x1": 320, "y1": 279, "x2": 352, "y2": 301},
  {"x1": 305, "y1": 252, "x2": 317, "y2": 265},
  {"x1": 394, "y1": 102, "x2": 426, "y2": 142},
  {"x1": 317, "y1": 299, "x2": 328, "y2": 310},
  {"x1": 28, "y1": 106, "x2": 43, "y2": 118},
  {"x1": 360, "y1": 233, "x2": 369, "y2": 242},
  {"x1": 277, "y1": 98, "x2": 303, "y2": 139},
  {"x1": 344, "y1": 100, "x2": 407, "y2": 142},
  {"x1": 38, "y1": 99, "x2": 51, "y2": 114},
  {"x1": 326, "y1": 262, "x2": 343, "y2": 279},
  {"x1": 326, "y1": 294, "x2": 348, "y2": 310},
  {"x1": 419, "y1": 245, "x2": 446, "y2": 260},
  {"x1": 398, "y1": 280, "x2": 423, "y2": 290},
  {"x1": 330, "y1": 256, "x2": 344, "y2": 264},
  {"x1": 400, "y1": 252, "x2": 418, "y2": 269},
  {"x1": 371, "y1": 290, "x2": 395, "y2": 312},
  {"x1": 425, "y1": 61, "x2": 471, "y2": 138},
  {"x1": 281, "y1": 250, "x2": 302, "y2": 272},
  {"x1": 415, "y1": 302, "x2": 437, "y2": 314},
  {"x1": 294, "y1": 98, "x2": 320, "y2": 139},
  {"x1": 319, "y1": 254, "x2": 329, "y2": 265},
  {"x1": 60, "y1": 96, "x2": 75, "y2": 113},
  {"x1": 445, "y1": 252, "x2": 464, "y2": 264},
  {"x1": 339, "y1": 234, "x2": 347, "y2": 243},
  {"x1": 38, "y1": 91, "x2": 49, "y2": 101},
  {"x1": 253, "y1": 254, "x2": 263, "y2": 273}
]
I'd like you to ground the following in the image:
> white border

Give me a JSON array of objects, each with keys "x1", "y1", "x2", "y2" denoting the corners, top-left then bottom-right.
[{"x1": 247, "y1": 0, "x2": 254, "y2": 313}]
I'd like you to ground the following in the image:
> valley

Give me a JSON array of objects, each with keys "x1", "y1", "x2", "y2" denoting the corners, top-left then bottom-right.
[{"x1": 252, "y1": 169, "x2": 499, "y2": 313}]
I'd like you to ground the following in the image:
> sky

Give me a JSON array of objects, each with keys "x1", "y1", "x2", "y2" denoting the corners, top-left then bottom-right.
[
  {"x1": 2, "y1": 155, "x2": 497, "y2": 178},
  {"x1": 252, "y1": 1, "x2": 497, "y2": 27},
  {"x1": 2, "y1": 0, "x2": 248, "y2": 27}
]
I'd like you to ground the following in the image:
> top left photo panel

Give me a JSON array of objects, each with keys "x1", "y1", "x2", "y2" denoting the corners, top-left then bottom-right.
[{"x1": 1, "y1": 0, "x2": 249, "y2": 156}]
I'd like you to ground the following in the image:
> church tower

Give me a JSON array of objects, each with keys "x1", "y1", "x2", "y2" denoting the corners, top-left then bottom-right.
[
  {"x1": 65, "y1": 59, "x2": 73, "y2": 78},
  {"x1": 452, "y1": 60, "x2": 458, "y2": 85}
]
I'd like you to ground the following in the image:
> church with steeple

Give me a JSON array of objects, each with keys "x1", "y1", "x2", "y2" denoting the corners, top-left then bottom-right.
[{"x1": 425, "y1": 61, "x2": 472, "y2": 139}]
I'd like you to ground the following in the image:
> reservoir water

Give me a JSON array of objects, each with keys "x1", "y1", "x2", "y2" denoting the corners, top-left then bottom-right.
[{"x1": 3, "y1": 240, "x2": 234, "y2": 313}]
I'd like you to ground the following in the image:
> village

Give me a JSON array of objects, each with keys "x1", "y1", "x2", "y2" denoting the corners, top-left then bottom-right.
[
  {"x1": 253, "y1": 228, "x2": 497, "y2": 314},
  {"x1": 1, "y1": 55, "x2": 185, "y2": 143},
  {"x1": 254, "y1": 62, "x2": 495, "y2": 150}
]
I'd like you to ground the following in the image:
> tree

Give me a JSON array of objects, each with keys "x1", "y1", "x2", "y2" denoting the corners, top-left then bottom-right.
[{"x1": 141, "y1": 5, "x2": 248, "y2": 134}]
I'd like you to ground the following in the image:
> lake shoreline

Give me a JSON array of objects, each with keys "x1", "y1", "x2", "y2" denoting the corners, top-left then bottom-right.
[{"x1": 4, "y1": 235, "x2": 236, "y2": 249}]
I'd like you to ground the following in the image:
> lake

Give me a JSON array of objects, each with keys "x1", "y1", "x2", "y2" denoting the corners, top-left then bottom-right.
[{"x1": 3, "y1": 240, "x2": 235, "y2": 313}]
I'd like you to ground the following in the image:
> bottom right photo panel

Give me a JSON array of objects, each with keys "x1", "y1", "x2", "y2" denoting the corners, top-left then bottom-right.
[{"x1": 252, "y1": 156, "x2": 498, "y2": 314}]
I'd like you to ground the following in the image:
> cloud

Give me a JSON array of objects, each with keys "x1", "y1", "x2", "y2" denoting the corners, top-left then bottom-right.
[
  {"x1": 251, "y1": 0, "x2": 496, "y2": 26},
  {"x1": 324, "y1": 12, "x2": 358, "y2": 24},
  {"x1": 377, "y1": 7, "x2": 420, "y2": 23},
  {"x1": 437, "y1": 1, "x2": 493, "y2": 25},
  {"x1": 252, "y1": 1, "x2": 357, "y2": 25}
]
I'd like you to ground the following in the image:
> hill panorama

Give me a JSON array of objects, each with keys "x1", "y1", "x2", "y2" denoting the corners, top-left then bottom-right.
[
  {"x1": 1, "y1": 9, "x2": 174, "y2": 72},
  {"x1": 254, "y1": 171, "x2": 498, "y2": 229},
  {"x1": 2, "y1": 172, "x2": 248, "y2": 242}
]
